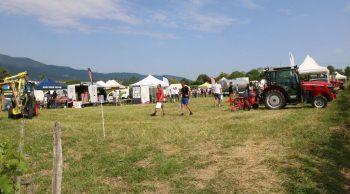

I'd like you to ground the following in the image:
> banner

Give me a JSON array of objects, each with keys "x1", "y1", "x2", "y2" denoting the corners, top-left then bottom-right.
[
  {"x1": 289, "y1": 52, "x2": 295, "y2": 67},
  {"x1": 88, "y1": 68, "x2": 93, "y2": 84}
]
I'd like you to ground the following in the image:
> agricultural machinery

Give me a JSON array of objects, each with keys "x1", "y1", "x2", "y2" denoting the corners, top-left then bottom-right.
[
  {"x1": 229, "y1": 83, "x2": 258, "y2": 111},
  {"x1": 0, "y1": 71, "x2": 38, "y2": 119},
  {"x1": 258, "y1": 66, "x2": 335, "y2": 109}
]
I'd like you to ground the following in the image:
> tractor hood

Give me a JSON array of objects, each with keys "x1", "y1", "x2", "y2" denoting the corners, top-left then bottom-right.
[{"x1": 302, "y1": 81, "x2": 328, "y2": 86}]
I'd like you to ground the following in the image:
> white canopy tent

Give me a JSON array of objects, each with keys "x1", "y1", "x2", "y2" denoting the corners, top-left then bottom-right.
[
  {"x1": 131, "y1": 75, "x2": 169, "y2": 87},
  {"x1": 298, "y1": 55, "x2": 329, "y2": 75},
  {"x1": 130, "y1": 75, "x2": 169, "y2": 104},
  {"x1": 105, "y1": 80, "x2": 125, "y2": 89},
  {"x1": 96, "y1": 80, "x2": 107, "y2": 88},
  {"x1": 335, "y1": 72, "x2": 347, "y2": 80},
  {"x1": 169, "y1": 84, "x2": 182, "y2": 90}
]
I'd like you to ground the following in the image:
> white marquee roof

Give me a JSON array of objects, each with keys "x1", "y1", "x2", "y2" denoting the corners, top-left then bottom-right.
[
  {"x1": 298, "y1": 55, "x2": 329, "y2": 74},
  {"x1": 335, "y1": 72, "x2": 347, "y2": 80},
  {"x1": 96, "y1": 80, "x2": 107, "y2": 88},
  {"x1": 131, "y1": 75, "x2": 169, "y2": 87},
  {"x1": 105, "y1": 80, "x2": 125, "y2": 88}
]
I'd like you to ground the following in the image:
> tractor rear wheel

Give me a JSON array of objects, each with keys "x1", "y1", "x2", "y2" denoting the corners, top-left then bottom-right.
[
  {"x1": 264, "y1": 90, "x2": 286, "y2": 110},
  {"x1": 312, "y1": 96, "x2": 327, "y2": 108},
  {"x1": 27, "y1": 108, "x2": 34, "y2": 119}
]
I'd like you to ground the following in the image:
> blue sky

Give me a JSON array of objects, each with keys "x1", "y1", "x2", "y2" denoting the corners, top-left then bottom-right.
[{"x1": 0, "y1": 0, "x2": 349, "y2": 79}]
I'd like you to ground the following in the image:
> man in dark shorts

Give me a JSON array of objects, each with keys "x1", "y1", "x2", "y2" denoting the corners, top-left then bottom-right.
[{"x1": 180, "y1": 80, "x2": 193, "y2": 116}]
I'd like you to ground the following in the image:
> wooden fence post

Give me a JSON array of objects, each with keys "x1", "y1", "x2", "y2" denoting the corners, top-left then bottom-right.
[
  {"x1": 15, "y1": 120, "x2": 25, "y2": 194},
  {"x1": 100, "y1": 98, "x2": 106, "y2": 138},
  {"x1": 52, "y1": 122, "x2": 63, "y2": 194}
]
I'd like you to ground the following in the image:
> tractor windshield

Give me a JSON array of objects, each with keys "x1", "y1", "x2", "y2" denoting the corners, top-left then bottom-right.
[{"x1": 267, "y1": 69, "x2": 300, "y2": 99}]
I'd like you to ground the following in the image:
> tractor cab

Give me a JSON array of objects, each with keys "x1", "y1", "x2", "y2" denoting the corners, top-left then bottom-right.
[{"x1": 263, "y1": 66, "x2": 301, "y2": 104}]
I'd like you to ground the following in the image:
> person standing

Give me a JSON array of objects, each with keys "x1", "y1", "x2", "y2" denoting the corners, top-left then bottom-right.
[
  {"x1": 228, "y1": 82, "x2": 234, "y2": 106},
  {"x1": 46, "y1": 91, "x2": 51, "y2": 109},
  {"x1": 150, "y1": 84, "x2": 165, "y2": 116},
  {"x1": 213, "y1": 83, "x2": 222, "y2": 107},
  {"x1": 174, "y1": 87, "x2": 180, "y2": 102},
  {"x1": 180, "y1": 80, "x2": 193, "y2": 116},
  {"x1": 52, "y1": 90, "x2": 58, "y2": 109},
  {"x1": 169, "y1": 87, "x2": 174, "y2": 103}
]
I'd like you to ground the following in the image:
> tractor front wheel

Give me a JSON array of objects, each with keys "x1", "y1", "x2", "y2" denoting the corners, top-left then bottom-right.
[
  {"x1": 264, "y1": 90, "x2": 286, "y2": 110},
  {"x1": 312, "y1": 96, "x2": 327, "y2": 108}
]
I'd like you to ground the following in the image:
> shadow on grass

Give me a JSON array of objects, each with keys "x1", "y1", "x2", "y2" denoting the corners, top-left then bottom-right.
[{"x1": 281, "y1": 92, "x2": 350, "y2": 193}]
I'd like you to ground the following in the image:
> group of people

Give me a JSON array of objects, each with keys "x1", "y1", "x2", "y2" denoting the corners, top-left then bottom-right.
[
  {"x1": 150, "y1": 80, "x2": 193, "y2": 116},
  {"x1": 45, "y1": 90, "x2": 58, "y2": 109},
  {"x1": 168, "y1": 87, "x2": 180, "y2": 103},
  {"x1": 150, "y1": 79, "x2": 261, "y2": 116},
  {"x1": 191, "y1": 88, "x2": 213, "y2": 98}
]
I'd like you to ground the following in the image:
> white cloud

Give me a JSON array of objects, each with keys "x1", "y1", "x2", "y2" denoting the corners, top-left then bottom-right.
[
  {"x1": 150, "y1": 1, "x2": 237, "y2": 33},
  {"x1": 334, "y1": 49, "x2": 345, "y2": 54},
  {"x1": 100, "y1": 26, "x2": 178, "y2": 40},
  {"x1": 346, "y1": 2, "x2": 350, "y2": 11},
  {"x1": 0, "y1": 0, "x2": 243, "y2": 38},
  {"x1": 240, "y1": 0, "x2": 262, "y2": 9},
  {"x1": 179, "y1": 11, "x2": 235, "y2": 32},
  {"x1": 0, "y1": 0, "x2": 140, "y2": 30},
  {"x1": 278, "y1": 9, "x2": 291, "y2": 15}
]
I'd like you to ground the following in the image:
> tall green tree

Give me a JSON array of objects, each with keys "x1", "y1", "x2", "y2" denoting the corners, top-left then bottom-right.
[
  {"x1": 65, "y1": 80, "x2": 81, "y2": 85},
  {"x1": 344, "y1": 66, "x2": 350, "y2": 77},
  {"x1": 327, "y1": 65, "x2": 335, "y2": 74},
  {"x1": 168, "y1": 78, "x2": 180, "y2": 84},
  {"x1": 195, "y1": 74, "x2": 211, "y2": 85},
  {"x1": 246, "y1": 69, "x2": 262, "y2": 81},
  {"x1": 121, "y1": 76, "x2": 140, "y2": 85},
  {"x1": 334, "y1": 69, "x2": 345, "y2": 75},
  {"x1": 229, "y1": 71, "x2": 246, "y2": 79},
  {"x1": 216, "y1": 72, "x2": 229, "y2": 80},
  {"x1": 0, "y1": 68, "x2": 9, "y2": 82}
]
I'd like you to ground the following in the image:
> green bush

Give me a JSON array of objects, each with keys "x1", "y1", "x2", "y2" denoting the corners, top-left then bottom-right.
[{"x1": 0, "y1": 140, "x2": 28, "y2": 194}]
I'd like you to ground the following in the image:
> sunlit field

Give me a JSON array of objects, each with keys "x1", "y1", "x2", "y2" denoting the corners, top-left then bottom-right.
[{"x1": 1, "y1": 91, "x2": 349, "y2": 193}]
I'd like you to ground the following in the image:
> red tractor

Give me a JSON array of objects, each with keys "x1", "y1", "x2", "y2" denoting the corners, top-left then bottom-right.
[{"x1": 257, "y1": 66, "x2": 335, "y2": 109}]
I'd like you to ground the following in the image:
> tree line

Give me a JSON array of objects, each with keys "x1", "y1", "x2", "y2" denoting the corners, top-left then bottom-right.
[{"x1": 1, "y1": 65, "x2": 350, "y2": 86}]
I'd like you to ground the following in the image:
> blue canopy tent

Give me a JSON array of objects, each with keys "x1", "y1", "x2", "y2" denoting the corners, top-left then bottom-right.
[{"x1": 36, "y1": 77, "x2": 66, "y2": 90}]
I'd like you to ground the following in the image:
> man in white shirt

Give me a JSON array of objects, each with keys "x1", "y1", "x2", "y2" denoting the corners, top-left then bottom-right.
[
  {"x1": 213, "y1": 83, "x2": 222, "y2": 107},
  {"x1": 173, "y1": 87, "x2": 179, "y2": 102}
]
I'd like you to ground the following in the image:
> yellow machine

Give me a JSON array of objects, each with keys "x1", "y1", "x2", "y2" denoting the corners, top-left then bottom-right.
[{"x1": 0, "y1": 71, "x2": 37, "y2": 119}]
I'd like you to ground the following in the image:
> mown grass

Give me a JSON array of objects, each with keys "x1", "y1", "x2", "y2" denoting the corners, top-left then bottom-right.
[{"x1": 0, "y1": 91, "x2": 349, "y2": 193}]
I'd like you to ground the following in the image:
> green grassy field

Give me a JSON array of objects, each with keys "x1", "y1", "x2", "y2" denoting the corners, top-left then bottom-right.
[{"x1": 1, "y1": 90, "x2": 350, "y2": 194}]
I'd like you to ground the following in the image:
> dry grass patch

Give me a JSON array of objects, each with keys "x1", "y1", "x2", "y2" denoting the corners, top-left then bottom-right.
[
  {"x1": 108, "y1": 143, "x2": 131, "y2": 153},
  {"x1": 96, "y1": 176, "x2": 129, "y2": 190},
  {"x1": 136, "y1": 157, "x2": 155, "y2": 168},
  {"x1": 329, "y1": 125, "x2": 350, "y2": 138},
  {"x1": 142, "y1": 180, "x2": 171, "y2": 194},
  {"x1": 341, "y1": 168, "x2": 350, "y2": 191},
  {"x1": 222, "y1": 140, "x2": 286, "y2": 193},
  {"x1": 187, "y1": 139, "x2": 286, "y2": 193},
  {"x1": 159, "y1": 144, "x2": 181, "y2": 156}
]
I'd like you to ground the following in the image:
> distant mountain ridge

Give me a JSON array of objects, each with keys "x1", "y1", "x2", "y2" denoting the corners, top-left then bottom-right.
[{"x1": 0, "y1": 53, "x2": 185, "y2": 82}]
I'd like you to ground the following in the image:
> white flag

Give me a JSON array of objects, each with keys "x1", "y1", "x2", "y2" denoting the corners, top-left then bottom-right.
[
  {"x1": 289, "y1": 52, "x2": 295, "y2": 67},
  {"x1": 162, "y1": 77, "x2": 169, "y2": 86}
]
